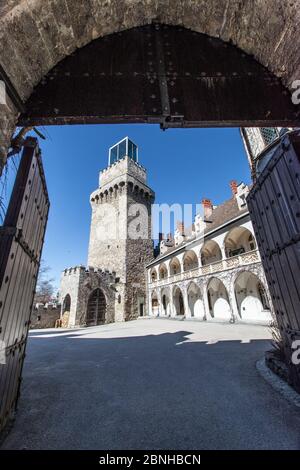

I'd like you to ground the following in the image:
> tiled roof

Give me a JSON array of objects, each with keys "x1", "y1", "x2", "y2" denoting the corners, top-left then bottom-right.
[
  {"x1": 204, "y1": 197, "x2": 248, "y2": 234},
  {"x1": 151, "y1": 196, "x2": 249, "y2": 263}
]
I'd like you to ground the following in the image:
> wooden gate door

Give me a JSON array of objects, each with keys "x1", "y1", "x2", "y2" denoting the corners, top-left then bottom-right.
[
  {"x1": 0, "y1": 137, "x2": 49, "y2": 433},
  {"x1": 247, "y1": 130, "x2": 300, "y2": 391}
]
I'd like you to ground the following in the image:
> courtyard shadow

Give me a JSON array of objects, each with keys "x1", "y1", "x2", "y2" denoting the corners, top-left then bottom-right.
[{"x1": 1, "y1": 327, "x2": 300, "y2": 451}]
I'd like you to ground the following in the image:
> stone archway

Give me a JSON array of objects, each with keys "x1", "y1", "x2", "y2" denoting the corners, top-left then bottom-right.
[
  {"x1": 62, "y1": 294, "x2": 71, "y2": 313},
  {"x1": 173, "y1": 286, "x2": 185, "y2": 316},
  {"x1": 183, "y1": 251, "x2": 199, "y2": 272},
  {"x1": 201, "y1": 240, "x2": 222, "y2": 266},
  {"x1": 61, "y1": 294, "x2": 71, "y2": 327},
  {"x1": 161, "y1": 288, "x2": 171, "y2": 316},
  {"x1": 1, "y1": 0, "x2": 299, "y2": 102},
  {"x1": 151, "y1": 290, "x2": 159, "y2": 316},
  {"x1": 150, "y1": 268, "x2": 157, "y2": 282},
  {"x1": 169, "y1": 257, "x2": 181, "y2": 276},
  {"x1": 187, "y1": 282, "x2": 205, "y2": 319},
  {"x1": 158, "y1": 263, "x2": 168, "y2": 280},
  {"x1": 234, "y1": 271, "x2": 271, "y2": 323},
  {"x1": 1, "y1": 2, "x2": 299, "y2": 168},
  {"x1": 207, "y1": 277, "x2": 231, "y2": 321},
  {"x1": 224, "y1": 227, "x2": 256, "y2": 258},
  {"x1": 86, "y1": 288, "x2": 107, "y2": 326}
]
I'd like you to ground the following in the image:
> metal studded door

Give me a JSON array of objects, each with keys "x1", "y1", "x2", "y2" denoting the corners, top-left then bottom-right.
[
  {"x1": 0, "y1": 137, "x2": 49, "y2": 433},
  {"x1": 247, "y1": 130, "x2": 300, "y2": 391}
]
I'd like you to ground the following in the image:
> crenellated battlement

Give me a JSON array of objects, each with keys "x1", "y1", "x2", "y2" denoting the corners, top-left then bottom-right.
[
  {"x1": 63, "y1": 265, "x2": 117, "y2": 281},
  {"x1": 90, "y1": 179, "x2": 154, "y2": 205},
  {"x1": 99, "y1": 155, "x2": 147, "y2": 188}
]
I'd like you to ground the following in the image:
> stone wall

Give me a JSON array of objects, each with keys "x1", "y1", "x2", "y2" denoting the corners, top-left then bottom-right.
[
  {"x1": 59, "y1": 266, "x2": 118, "y2": 327},
  {"x1": 30, "y1": 305, "x2": 61, "y2": 329},
  {"x1": 0, "y1": 0, "x2": 299, "y2": 172},
  {"x1": 100, "y1": 158, "x2": 147, "y2": 187},
  {"x1": 59, "y1": 267, "x2": 84, "y2": 327},
  {"x1": 125, "y1": 185, "x2": 154, "y2": 320},
  {"x1": 88, "y1": 156, "x2": 155, "y2": 321}
]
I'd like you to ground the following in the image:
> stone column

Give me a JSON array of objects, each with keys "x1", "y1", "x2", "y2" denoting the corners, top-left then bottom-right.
[
  {"x1": 177, "y1": 252, "x2": 185, "y2": 274},
  {"x1": 202, "y1": 283, "x2": 211, "y2": 321},
  {"x1": 228, "y1": 281, "x2": 239, "y2": 323},
  {"x1": 183, "y1": 285, "x2": 190, "y2": 317},
  {"x1": 165, "y1": 259, "x2": 171, "y2": 277}
]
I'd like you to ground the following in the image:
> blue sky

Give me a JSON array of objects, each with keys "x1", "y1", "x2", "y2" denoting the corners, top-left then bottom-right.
[{"x1": 1, "y1": 125, "x2": 250, "y2": 290}]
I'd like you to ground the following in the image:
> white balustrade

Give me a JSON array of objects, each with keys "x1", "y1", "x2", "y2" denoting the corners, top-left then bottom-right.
[{"x1": 149, "y1": 250, "x2": 260, "y2": 287}]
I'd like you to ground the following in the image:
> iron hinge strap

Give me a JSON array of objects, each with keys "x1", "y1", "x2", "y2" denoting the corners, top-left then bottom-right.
[{"x1": 0, "y1": 227, "x2": 39, "y2": 264}]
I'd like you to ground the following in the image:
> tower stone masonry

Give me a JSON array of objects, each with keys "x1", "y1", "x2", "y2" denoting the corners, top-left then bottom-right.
[{"x1": 59, "y1": 137, "x2": 155, "y2": 325}]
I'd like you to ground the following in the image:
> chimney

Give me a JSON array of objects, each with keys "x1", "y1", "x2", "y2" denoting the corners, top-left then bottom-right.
[
  {"x1": 202, "y1": 199, "x2": 213, "y2": 220},
  {"x1": 176, "y1": 221, "x2": 185, "y2": 235},
  {"x1": 158, "y1": 232, "x2": 164, "y2": 243},
  {"x1": 230, "y1": 180, "x2": 238, "y2": 195}
]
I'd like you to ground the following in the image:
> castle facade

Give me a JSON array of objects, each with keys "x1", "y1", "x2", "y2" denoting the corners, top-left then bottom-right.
[{"x1": 59, "y1": 136, "x2": 272, "y2": 327}]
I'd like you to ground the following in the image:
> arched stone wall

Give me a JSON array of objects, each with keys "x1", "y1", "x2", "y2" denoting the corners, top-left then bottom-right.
[
  {"x1": 1, "y1": 0, "x2": 298, "y2": 101},
  {"x1": 1, "y1": 1, "x2": 299, "y2": 168}
]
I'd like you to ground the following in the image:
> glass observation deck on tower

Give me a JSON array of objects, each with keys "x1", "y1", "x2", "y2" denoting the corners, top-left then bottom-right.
[{"x1": 108, "y1": 137, "x2": 138, "y2": 166}]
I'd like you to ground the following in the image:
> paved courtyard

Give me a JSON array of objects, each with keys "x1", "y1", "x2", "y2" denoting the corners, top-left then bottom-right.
[{"x1": 2, "y1": 319, "x2": 300, "y2": 450}]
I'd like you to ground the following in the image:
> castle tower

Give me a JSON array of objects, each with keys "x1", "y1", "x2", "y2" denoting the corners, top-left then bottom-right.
[{"x1": 88, "y1": 137, "x2": 155, "y2": 321}]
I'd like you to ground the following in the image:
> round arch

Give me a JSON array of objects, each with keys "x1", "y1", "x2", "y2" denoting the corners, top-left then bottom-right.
[
  {"x1": 224, "y1": 227, "x2": 256, "y2": 258},
  {"x1": 1, "y1": 1, "x2": 298, "y2": 103},
  {"x1": 62, "y1": 294, "x2": 71, "y2": 314},
  {"x1": 158, "y1": 263, "x2": 168, "y2": 280},
  {"x1": 187, "y1": 282, "x2": 205, "y2": 319},
  {"x1": 169, "y1": 257, "x2": 181, "y2": 276},
  {"x1": 0, "y1": 6, "x2": 299, "y2": 171},
  {"x1": 183, "y1": 250, "x2": 199, "y2": 272},
  {"x1": 207, "y1": 277, "x2": 231, "y2": 321},
  {"x1": 151, "y1": 290, "x2": 159, "y2": 316},
  {"x1": 86, "y1": 288, "x2": 107, "y2": 326},
  {"x1": 161, "y1": 288, "x2": 171, "y2": 316},
  {"x1": 172, "y1": 286, "x2": 185, "y2": 316},
  {"x1": 200, "y1": 240, "x2": 222, "y2": 266},
  {"x1": 234, "y1": 271, "x2": 271, "y2": 322},
  {"x1": 150, "y1": 267, "x2": 157, "y2": 282}
]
